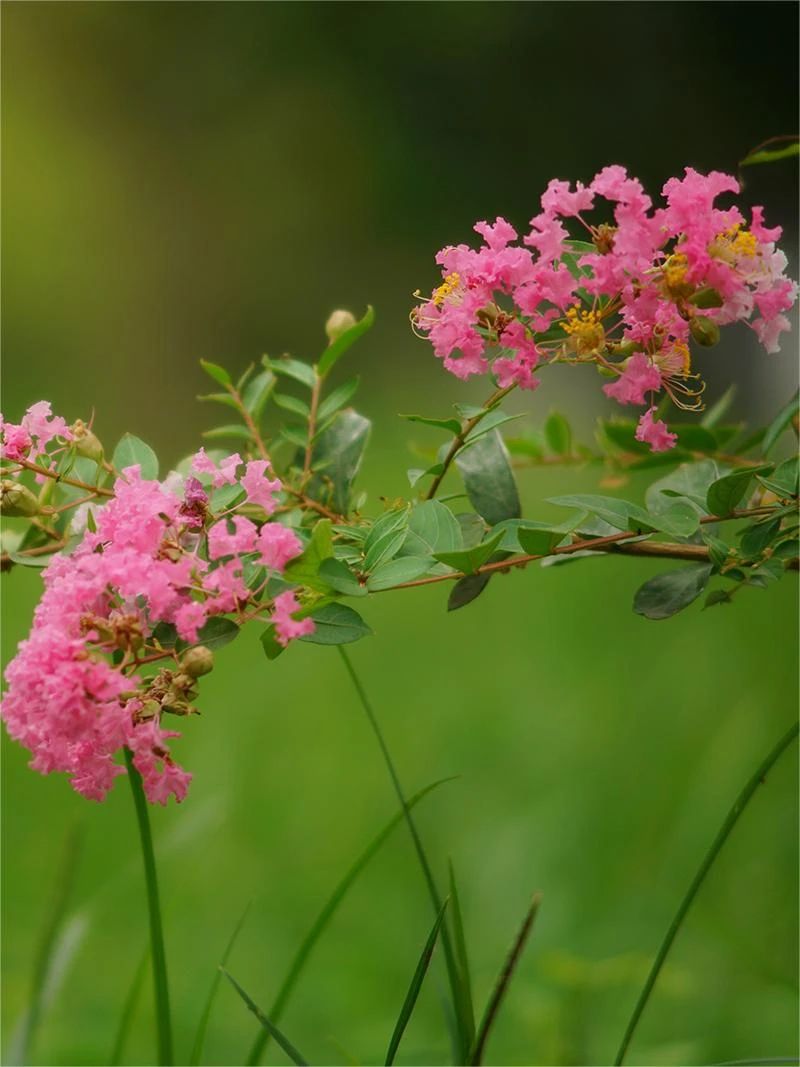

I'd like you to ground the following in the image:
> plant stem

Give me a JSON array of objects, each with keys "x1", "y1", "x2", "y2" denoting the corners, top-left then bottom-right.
[
  {"x1": 614, "y1": 720, "x2": 799, "y2": 1066},
  {"x1": 425, "y1": 384, "x2": 515, "y2": 500},
  {"x1": 337, "y1": 646, "x2": 473, "y2": 1062},
  {"x1": 379, "y1": 504, "x2": 798, "y2": 593},
  {"x1": 124, "y1": 748, "x2": 173, "y2": 1066}
]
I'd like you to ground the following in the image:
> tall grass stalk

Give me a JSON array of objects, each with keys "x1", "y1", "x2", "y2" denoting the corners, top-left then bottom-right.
[
  {"x1": 614, "y1": 720, "x2": 799, "y2": 1065},
  {"x1": 124, "y1": 748, "x2": 173, "y2": 1066},
  {"x1": 337, "y1": 647, "x2": 473, "y2": 1062}
]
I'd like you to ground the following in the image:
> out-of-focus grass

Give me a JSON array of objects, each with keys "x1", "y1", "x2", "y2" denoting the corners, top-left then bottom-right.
[
  {"x1": 2, "y1": 451, "x2": 797, "y2": 1066},
  {"x1": 2, "y1": 4, "x2": 798, "y2": 1063}
]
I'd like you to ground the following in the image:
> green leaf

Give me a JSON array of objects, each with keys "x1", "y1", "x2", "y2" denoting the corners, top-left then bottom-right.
[
  {"x1": 284, "y1": 519, "x2": 334, "y2": 593},
  {"x1": 447, "y1": 573, "x2": 491, "y2": 612},
  {"x1": 456, "y1": 430, "x2": 521, "y2": 526},
  {"x1": 112, "y1": 434, "x2": 159, "y2": 479},
  {"x1": 300, "y1": 602, "x2": 372, "y2": 645},
  {"x1": 202, "y1": 425, "x2": 255, "y2": 443},
  {"x1": 738, "y1": 516, "x2": 782, "y2": 559},
  {"x1": 671, "y1": 424, "x2": 718, "y2": 452},
  {"x1": 517, "y1": 526, "x2": 565, "y2": 556},
  {"x1": 197, "y1": 391, "x2": 240, "y2": 411},
  {"x1": 364, "y1": 507, "x2": 410, "y2": 552},
  {"x1": 408, "y1": 463, "x2": 444, "y2": 488},
  {"x1": 363, "y1": 528, "x2": 407, "y2": 573},
  {"x1": 309, "y1": 410, "x2": 371, "y2": 514},
  {"x1": 757, "y1": 456, "x2": 799, "y2": 498},
  {"x1": 463, "y1": 409, "x2": 524, "y2": 444},
  {"x1": 701, "y1": 531, "x2": 732, "y2": 568},
  {"x1": 317, "y1": 377, "x2": 360, "y2": 425},
  {"x1": 548, "y1": 494, "x2": 650, "y2": 532},
  {"x1": 222, "y1": 970, "x2": 309, "y2": 1067},
  {"x1": 385, "y1": 899, "x2": 450, "y2": 1066},
  {"x1": 762, "y1": 390, "x2": 799, "y2": 454},
  {"x1": 318, "y1": 558, "x2": 366, "y2": 597},
  {"x1": 242, "y1": 370, "x2": 276, "y2": 419},
  {"x1": 435, "y1": 529, "x2": 505, "y2": 574},
  {"x1": 706, "y1": 465, "x2": 773, "y2": 515},
  {"x1": 401, "y1": 413, "x2": 462, "y2": 435},
  {"x1": 200, "y1": 359, "x2": 232, "y2": 388},
  {"x1": 633, "y1": 564, "x2": 714, "y2": 620},
  {"x1": 263, "y1": 357, "x2": 317, "y2": 390},
  {"x1": 456, "y1": 513, "x2": 486, "y2": 549},
  {"x1": 645, "y1": 460, "x2": 722, "y2": 514},
  {"x1": 367, "y1": 556, "x2": 433, "y2": 591},
  {"x1": 704, "y1": 588, "x2": 733, "y2": 609},
  {"x1": 190, "y1": 903, "x2": 252, "y2": 1065},
  {"x1": 274, "y1": 393, "x2": 311, "y2": 419},
  {"x1": 647, "y1": 501, "x2": 701, "y2": 539},
  {"x1": 544, "y1": 411, "x2": 572, "y2": 456},
  {"x1": 318, "y1": 305, "x2": 375, "y2": 378},
  {"x1": 195, "y1": 617, "x2": 240, "y2": 650},
  {"x1": 259, "y1": 626, "x2": 285, "y2": 660},
  {"x1": 245, "y1": 779, "x2": 454, "y2": 1066},
  {"x1": 402, "y1": 500, "x2": 463, "y2": 556},
  {"x1": 740, "y1": 141, "x2": 800, "y2": 166}
]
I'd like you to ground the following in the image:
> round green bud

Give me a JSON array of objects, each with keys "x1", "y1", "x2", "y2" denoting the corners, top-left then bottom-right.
[
  {"x1": 0, "y1": 479, "x2": 40, "y2": 517},
  {"x1": 689, "y1": 315, "x2": 721, "y2": 347},
  {"x1": 180, "y1": 645, "x2": 215, "y2": 678},
  {"x1": 688, "y1": 286, "x2": 724, "y2": 310},
  {"x1": 71, "y1": 419, "x2": 104, "y2": 463},
  {"x1": 325, "y1": 309, "x2": 356, "y2": 343}
]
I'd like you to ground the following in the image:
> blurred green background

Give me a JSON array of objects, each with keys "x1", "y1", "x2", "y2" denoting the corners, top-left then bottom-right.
[{"x1": 2, "y1": 3, "x2": 798, "y2": 1065}]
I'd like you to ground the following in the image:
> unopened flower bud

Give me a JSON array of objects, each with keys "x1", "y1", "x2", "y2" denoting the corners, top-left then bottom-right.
[
  {"x1": 689, "y1": 315, "x2": 721, "y2": 347},
  {"x1": 180, "y1": 645, "x2": 215, "y2": 678},
  {"x1": 325, "y1": 309, "x2": 356, "y2": 343},
  {"x1": 1, "y1": 479, "x2": 40, "y2": 517},
  {"x1": 688, "y1": 287, "x2": 724, "y2": 310},
  {"x1": 71, "y1": 419, "x2": 104, "y2": 463}
]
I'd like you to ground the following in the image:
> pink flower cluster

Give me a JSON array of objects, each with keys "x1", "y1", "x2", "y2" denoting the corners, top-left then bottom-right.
[
  {"x1": 1, "y1": 449, "x2": 313, "y2": 804},
  {"x1": 0, "y1": 401, "x2": 72, "y2": 461},
  {"x1": 413, "y1": 167, "x2": 796, "y2": 451}
]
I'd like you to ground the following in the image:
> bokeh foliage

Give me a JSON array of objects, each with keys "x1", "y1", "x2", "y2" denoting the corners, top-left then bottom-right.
[{"x1": 2, "y1": 3, "x2": 798, "y2": 1065}]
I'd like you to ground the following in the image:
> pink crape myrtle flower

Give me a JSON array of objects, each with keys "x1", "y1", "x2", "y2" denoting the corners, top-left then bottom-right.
[
  {"x1": 242, "y1": 459, "x2": 282, "y2": 513},
  {"x1": 273, "y1": 590, "x2": 315, "y2": 647},
  {"x1": 1, "y1": 444, "x2": 314, "y2": 805},
  {"x1": 413, "y1": 165, "x2": 796, "y2": 452},
  {"x1": 635, "y1": 407, "x2": 678, "y2": 452},
  {"x1": 603, "y1": 354, "x2": 662, "y2": 405},
  {"x1": 0, "y1": 401, "x2": 72, "y2": 461}
]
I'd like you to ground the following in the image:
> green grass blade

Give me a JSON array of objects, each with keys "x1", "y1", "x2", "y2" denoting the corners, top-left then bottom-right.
[
  {"x1": 448, "y1": 859, "x2": 476, "y2": 1048},
  {"x1": 190, "y1": 901, "x2": 252, "y2": 1065},
  {"x1": 385, "y1": 897, "x2": 450, "y2": 1065},
  {"x1": 614, "y1": 721, "x2": 799, "y2": 1066},
  {"x1": 10, "y1": 820, "x2": 83, "y2": 1065},
  {"x1": 469, "y1": 893, "x2": 542, "y2": 1065},
  {"x1": 337, "y1": 646, "x2": 472, "y2": 1063},
  {"x1": 110, "y1": 948, "x2": 149, "y2": 1065},
  {"x1": 246, "y1": 776, "x2": 455, "y2": 1065},
  {"x1": 124, "y1": 748, "x2": 173, "y2": 1066},
  {"x1": 222, "y1": 969, "x2": 309, "y2": 1066}
]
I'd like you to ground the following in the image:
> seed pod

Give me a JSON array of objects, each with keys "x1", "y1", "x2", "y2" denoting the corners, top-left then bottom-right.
[
  {"x1": 325, "y1": 309, "x2": 357, "y2": 343},
  {"x1": 71, "y1": 419, "x2": 104, "y2": 463},
  {"x1": 689, "y1": 315, "x2": 721, "y2": 347},
  {"x1": 180, "y1": 645, "x2": 215, "y2": 678},
  {"x1": 0, "y1": 480, "x2": 40, "y2": 517}
]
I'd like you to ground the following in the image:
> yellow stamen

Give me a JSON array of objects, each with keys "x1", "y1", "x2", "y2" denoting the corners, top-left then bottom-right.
[
  {"x1": 432, "y1": 272, "x2": 462, "y2": 306},
  {"x1": 560, "y1": 304, "x2": 605, "y2": 354}
]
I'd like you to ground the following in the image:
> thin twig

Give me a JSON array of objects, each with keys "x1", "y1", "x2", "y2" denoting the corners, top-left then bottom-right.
[{"x1": 425, "y1": 384, "x2": 516, "y2": 500}]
